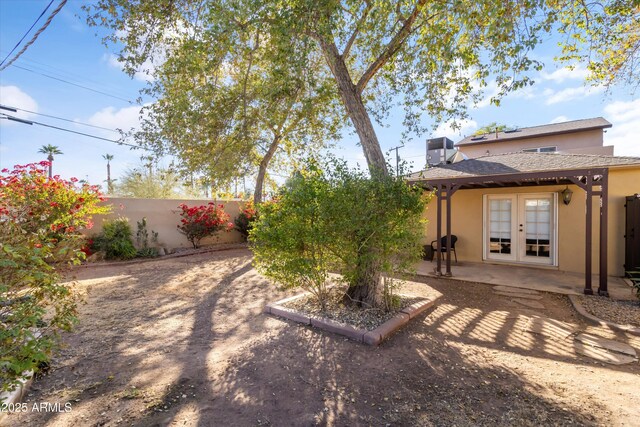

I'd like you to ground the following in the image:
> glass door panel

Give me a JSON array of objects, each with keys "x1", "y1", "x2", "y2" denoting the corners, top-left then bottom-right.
[
  {"x1": 519, "y1": 196, "x2": 554, "y2": 265},
  {"x1": 486, "y1": 196, "x2": 516, "y2": 261}
]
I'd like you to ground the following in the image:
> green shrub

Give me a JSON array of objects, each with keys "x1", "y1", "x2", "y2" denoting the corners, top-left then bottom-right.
[
  {"x1": 250, "y1": 165, "x2": 334, "y2": 310},
  {"x1": 94, "y1": 218, "x2": 137, "y2": 259},
  {"x1": 250, "y1": 159, "x2": 427, "y2": 311},
  {"x1": 135, "y1": 217, "x2": 159, "y2": 258}
]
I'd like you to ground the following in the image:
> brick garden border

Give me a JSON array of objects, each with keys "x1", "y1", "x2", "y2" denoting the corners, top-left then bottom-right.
[{"x1": 264, "y1": 287, "x2": 441, "y2": 346}]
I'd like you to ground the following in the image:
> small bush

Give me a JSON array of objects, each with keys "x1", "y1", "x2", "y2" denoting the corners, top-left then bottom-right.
[
  {"x1": 177, "y1": 203, "x2": 233, "y2": 248},
  {"x1": 250, "y1": 166, "x2": 333, "y2": 310},
  {"x1": 234, "y1": 201, "x2": 256, "y2": 240},
  {"x1": 94, "y1": 218, "x2": 137, "y2": 259},
  {"x1": 135, "y1": 217, "x2": 159, "y2": 257}
]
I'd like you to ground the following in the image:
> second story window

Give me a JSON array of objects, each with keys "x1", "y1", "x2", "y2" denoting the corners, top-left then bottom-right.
[{"x1": 523, "y1": 146, "x2": 557, "y2": 153}]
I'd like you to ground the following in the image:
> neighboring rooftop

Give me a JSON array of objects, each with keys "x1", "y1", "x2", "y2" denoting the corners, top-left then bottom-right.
[
  {"x1": 456, "y1": 117, "x2": 612, "y2": 146},
  {"x1": 407, "y1": 152, "x2": 640, "y2": 183}
]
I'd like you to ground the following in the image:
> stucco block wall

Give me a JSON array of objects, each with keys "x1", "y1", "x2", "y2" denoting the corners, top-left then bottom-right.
[
  {"x1": 459, "y1": 129, "x2": 610, "y2": 158},
  {"x1": 421, "y1": 167, "x2": 640, "y2": 276},
  {"x1": 86, "y1": 197, "x2": 246, "y2": 249}
]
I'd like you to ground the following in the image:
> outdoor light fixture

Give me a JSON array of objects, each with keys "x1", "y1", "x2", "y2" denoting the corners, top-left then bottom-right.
[{"x1": 561, "y1": 186, "x2": 573, "y2": 205}]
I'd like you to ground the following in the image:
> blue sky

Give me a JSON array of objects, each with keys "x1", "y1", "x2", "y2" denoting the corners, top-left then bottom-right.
[{"x1": 1, "y1": 1, "x2": 639, "y2": 191}]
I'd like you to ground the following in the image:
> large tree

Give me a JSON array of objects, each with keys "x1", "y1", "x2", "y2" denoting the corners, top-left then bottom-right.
[
  {"x1": 87, "y1": 0, "x2": 634, "y2": 307},
  {"x1": 90, "y1": 2, "x2": 342, "y2": 205}
]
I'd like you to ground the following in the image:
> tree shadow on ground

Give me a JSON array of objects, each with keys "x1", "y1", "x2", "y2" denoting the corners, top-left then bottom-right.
[{"x1": 9, "y1": 250, "x2": 637, "y2": 426}]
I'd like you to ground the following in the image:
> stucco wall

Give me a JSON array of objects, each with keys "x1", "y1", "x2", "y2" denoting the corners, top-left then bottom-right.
[
  {"x1": 459, "y1": 129, "x2": 611, "y2": 158},
  {"x1": 86, "y1": 197, "x2": 246, "y2": 249},
  {"x1": 421, "y1": 167, "x2": 640, "y2": 276}
]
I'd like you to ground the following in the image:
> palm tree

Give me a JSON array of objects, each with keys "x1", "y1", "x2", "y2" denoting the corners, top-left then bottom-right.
[
  {"x1": 38, "y1": 144, "x2": 63, "y2": 178},
  {"x1": 103, "y1": 154, "x2": 114, "y2": 193}
]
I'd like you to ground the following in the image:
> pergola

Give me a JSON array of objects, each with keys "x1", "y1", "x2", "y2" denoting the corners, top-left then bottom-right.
[{"x1": 405, "y1": 152, "x2": 636, "y2": 297}]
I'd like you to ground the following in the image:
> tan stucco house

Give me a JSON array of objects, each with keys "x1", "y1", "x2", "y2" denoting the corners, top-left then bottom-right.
[
  {"x1": 456, "y1": 117, "x2": 614, "y2": 158},
  {"x1": 409, "y1": 118, "x2": 640, "y2": 297}
]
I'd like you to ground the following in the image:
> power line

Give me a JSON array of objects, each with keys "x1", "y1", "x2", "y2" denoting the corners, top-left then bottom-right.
[
  {"x1": 0, "y1": 0, "x2": 68, "y2": 72},
  {"x1": 0, "y1": 113, "x2": 150, "y2": 151},
  {"x1": 0, "y1": 0, "x2": 55, "y2": 68},
  {"x1": 0, "y1": 51, "x2": 137, "y2": 101},
  {"x1": 10, "y1": 64, "x2": 136, "y2": 104},
  {"x1": 0, "y1": 104, "x2": 119, "y2": 133}
]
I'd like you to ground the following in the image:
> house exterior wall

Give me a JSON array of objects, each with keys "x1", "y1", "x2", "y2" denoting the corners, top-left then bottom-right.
[
  {"x1": 421, "y1": 167, "x2": 640, "y2": 277},
  {"x1": 85, "y1": 197, "x2": 246, "y2": 249},
  {"x1": 458, "y1": 129, "x2": 611, "y2": 158}
]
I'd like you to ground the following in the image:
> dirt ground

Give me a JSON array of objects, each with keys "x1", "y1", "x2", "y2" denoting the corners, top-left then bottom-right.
[{"x1": 4, "y1": 248, "x2": 640, "y2": 427}]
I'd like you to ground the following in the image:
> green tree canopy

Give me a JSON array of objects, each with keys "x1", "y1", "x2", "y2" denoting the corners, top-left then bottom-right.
[{"x1": 87, "y1": 1, "x2": 636, "y2": 176}]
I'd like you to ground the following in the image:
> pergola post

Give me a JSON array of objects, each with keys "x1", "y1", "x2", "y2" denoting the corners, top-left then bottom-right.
[
  {"x1": 584, "y1": 173, "x2": 593, "y2": 295},
  {"x1": 445, "y1": 184, "x2": 459, "y2": 276},
  {"x1": 435, "y1": 185, "x2": 442, "y2": 275},
  {"x1": 598, "y1": 170, "x2": 609, "y2": 296}
]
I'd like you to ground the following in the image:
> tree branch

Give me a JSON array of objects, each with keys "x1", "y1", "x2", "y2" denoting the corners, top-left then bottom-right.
[
  {"x1": 342, "y1": 3, "x2": 373, "y2": 59},
  {"x1": 355, "y1": 0, "x2": 427, "y2": 93}
]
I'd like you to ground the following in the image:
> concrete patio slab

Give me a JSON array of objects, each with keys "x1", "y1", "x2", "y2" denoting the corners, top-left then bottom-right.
[
  {"x1": 493, "y1": 285, "x2": 540, "y2": 295},
  {"x1": 574, "y1": 333, "x2": 637, "y2": 358},
  {"x1": 574, "y1": 342, "x2": 638, "y2": 365},
  {"x1": 415, "y1": 260, "x2": 634, "y2": 300},
  {"x1": 524, "y1": 316, "x2": 578, "y2": 340}
]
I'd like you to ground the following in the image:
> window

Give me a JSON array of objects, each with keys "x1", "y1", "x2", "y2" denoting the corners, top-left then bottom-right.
[{"x1": 522, "y1": 146, "x2": 557, "y2": 153}]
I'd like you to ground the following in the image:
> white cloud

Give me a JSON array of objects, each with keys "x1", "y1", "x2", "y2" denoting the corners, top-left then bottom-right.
[
  {"x1": 540, "y1": 65, "x2": 590, "y2": 83},
  {"x1": 0, "y1": 85, "x2": 38, "y2": 125},
  {"x1": 435, "y1": 118, "x2": 478, "y2": 138},
  {"x1": 544, "y1": 85, "x2": 605, "y2": 105},
  {"x1": 106, "y1": 53, "x2": 156, "y2": 83},
  {"x1": 86, "y1": 105, "x2": 145, "y2": 133},
  {"x1": 603, "y1": 99, "x2": 640, "y2": 157},
  {"x1": 550, "y1": 115, "x2": 569, "y2": 124}
]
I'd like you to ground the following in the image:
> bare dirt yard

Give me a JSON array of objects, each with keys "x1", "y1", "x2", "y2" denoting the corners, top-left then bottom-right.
[{"x1": 4, "y1": 248, "x2": 640, "y2": 426}]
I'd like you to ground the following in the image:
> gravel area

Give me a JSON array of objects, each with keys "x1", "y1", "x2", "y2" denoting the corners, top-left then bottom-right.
[
  {"x1": 282, "y1": 285, "x2": 424, "y2": 330},
  {"x1": 579, "y1": 295, "x2": 640, "y2": 327}
]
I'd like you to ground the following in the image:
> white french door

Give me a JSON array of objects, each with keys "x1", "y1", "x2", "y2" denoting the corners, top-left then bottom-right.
[{"x1": 484, "y1": 193, "x2": 556, "y2": 266}]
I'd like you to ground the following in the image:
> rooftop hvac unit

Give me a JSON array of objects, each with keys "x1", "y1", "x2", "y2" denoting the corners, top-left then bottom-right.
[{"x1": 426, "y1": 137, "x2": 455, "y2": 166}]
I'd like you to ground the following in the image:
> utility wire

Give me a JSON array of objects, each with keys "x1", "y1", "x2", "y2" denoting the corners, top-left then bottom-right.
[
  {"x1": 0, "y1": 0, "x2": 55, "y2": 68},
  {"x1": 0, "y1": 113, "x2": 150, "y2": 151},
  {"x1": 0, "y1": 104, "x2": 119, "y2": 133},
  {"x1": 0, "y1": 52, "x2": 136, "y2": 101},
  {"x1": 10, "y1": 64, "x2": 136, "y2": 104},
  {"x1": 0, "y1": 0, "x2": 68, "y2": 72}
]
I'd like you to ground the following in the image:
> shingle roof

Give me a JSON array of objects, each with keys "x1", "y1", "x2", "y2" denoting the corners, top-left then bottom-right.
[
  {"x1": 406, "y1": 152, "x2": 640, "y2": 182},
  {"x1": 455, "y1": 117, "x2": 612, "y2": 146}
]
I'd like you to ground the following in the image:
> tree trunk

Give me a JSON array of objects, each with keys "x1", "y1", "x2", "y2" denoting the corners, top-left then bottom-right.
[
  {"x1": 107, "y1": 163, "x2": 112, "y2": 193},
  {"x1": 253, "y1": 134, "x2": 281, "y2": 205},
  {"x1": 318, "y1": 39, "x2": 388, "y2": 176},
  {"x1": 345, "y1": 245, "x2": 384, "y2": 308},
  {"x1": 47, "y1": 154, "x2": 53, "y2": 178}
]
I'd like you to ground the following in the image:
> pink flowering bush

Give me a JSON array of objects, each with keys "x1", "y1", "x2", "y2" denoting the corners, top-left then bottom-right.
[
  {"x1": 177, "y1": 202, "x2": 233, "y2": 248},
  {"x1": 0, "y1": 162, "x2": 109, "y2": 395}
]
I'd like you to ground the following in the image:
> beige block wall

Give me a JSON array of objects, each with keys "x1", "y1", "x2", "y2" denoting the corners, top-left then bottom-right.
[
  {"x1": 459, "y1": 129, "x2": 608, "y2": 158},
  {"x1": 421, "y1": 167, "x2": 640, "y2": 276},
  {"x1": 86, "y1": 197, "x2": 246, "y2": 249}
]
